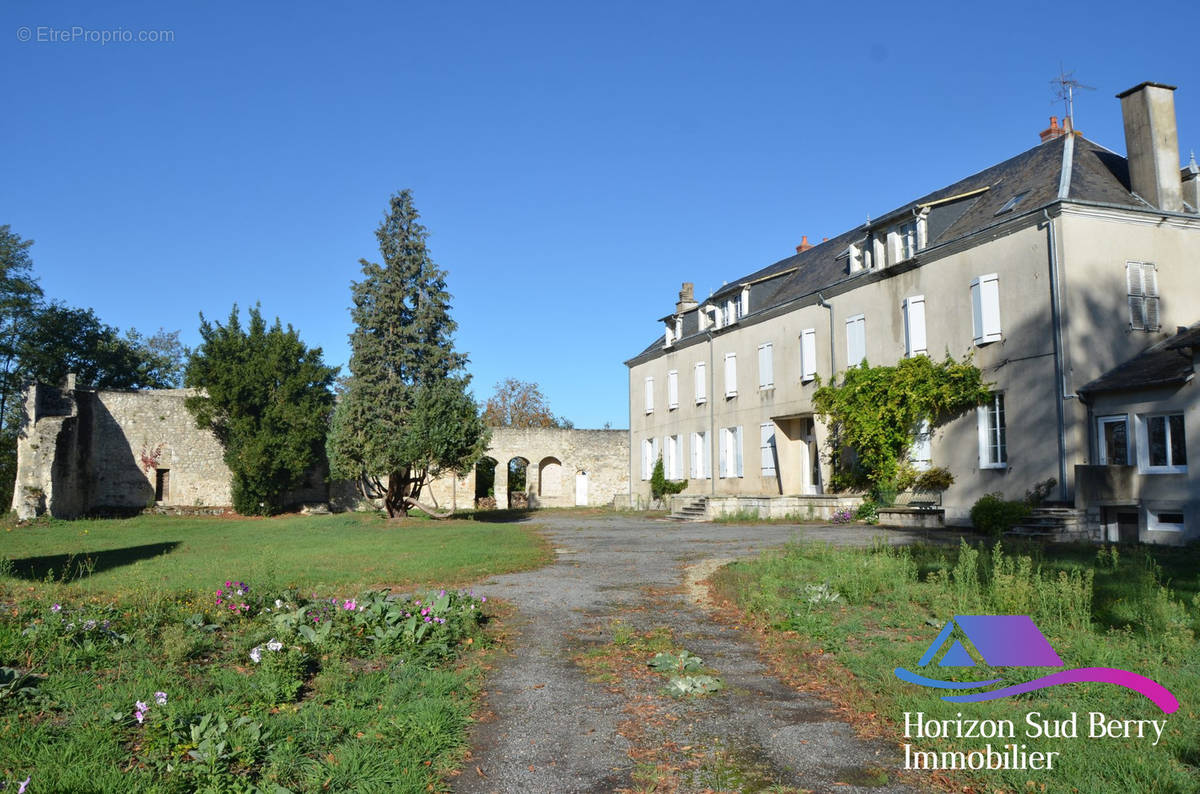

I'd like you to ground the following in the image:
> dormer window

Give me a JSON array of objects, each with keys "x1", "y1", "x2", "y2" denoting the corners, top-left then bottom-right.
[
  {"x1": 674, "y1": 316, "x2": 683, "y2": 341},
  {"x1": 663, "y1": 322, "x2": 675, "y2": 348},
  {"x1": 898, "y1": 221, "x2": 918, "y2": 260},
  {"x1": 848, "y1": 242, "x2": 865, "y2": 273}
]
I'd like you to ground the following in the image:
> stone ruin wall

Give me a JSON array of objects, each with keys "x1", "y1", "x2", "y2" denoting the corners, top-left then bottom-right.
[{"x1": 14, "y1": 384, "x2": 629, "y2": 518}]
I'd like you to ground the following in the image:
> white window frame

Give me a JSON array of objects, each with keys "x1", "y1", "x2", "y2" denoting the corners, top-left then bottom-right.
[
  {"x1": 694, "y1": 361, "x2": 706, "y2": 404},
  {"x1": 724, "y1": 352, "x2": 737, "y2": 398},
  {"x1": 641, "y1": 438, "x2": 655, "y2": 481},
  {"x1": 971, "y1": 274, "x2": 1002, "y2": 345},
  {"x1": 897, "y1": 221, "x2": 918, "y2": 261},
  {"x1": 760, "y1": 422, "x2": 776, "y2": 476},
  {"x1": 910, "y1": 418, "x2": 932, "y2": 471},
  {"x1": 665, "y1": 434, "x2": 682, "y2": 480},
  {"x1": 903, "y1": 295, "x2": 927, "y2": 357},
  {"x1": 1096, "y1": 414, "x2": 1132, "y2": 466},
  {"x1": 1136, "y1": 413, "x2": 1187, "y2": 474},
  {"x1": 690, "y1": 431, "x2": 711, "y2": 479},
  {"x1": 644, "y1": 376, "x2": 654, "y2": 414},
  {"x1": 800, "y1": 328, "x2": 817, "y2": 383},
  {"x1": 1126, "y1": 262, "x2": 1161, "y2": 332},
  {"x1": 719, "y1": 425, "x2": 743, "y2": 479},
  {"x1": 977, "y1": 392, "x2": 1007, "y2": 469},
  {"x1": 667, "y1": 370, "x2": 678, "y2": 410},
  {"x1": 757, "y1": 343, "x2": 774, "y2": 390},
  {"x1": 845, "y1": 314, "x2": 866, "y2": 368},
  {"x1": 1146, "y1": 507, "x2": 1185, "y2": 533}
]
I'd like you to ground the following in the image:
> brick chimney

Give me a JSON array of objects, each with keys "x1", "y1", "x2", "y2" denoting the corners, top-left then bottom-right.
[
  {"x1": 1117, "y1": 82, "x2": 1184, "y2": 212},
  {"x1": 676, "y1": 282, "x2": 698, "y2": 314},
  {"x1": 795, "y1": 235, "x2": 814, "y2": 254}
]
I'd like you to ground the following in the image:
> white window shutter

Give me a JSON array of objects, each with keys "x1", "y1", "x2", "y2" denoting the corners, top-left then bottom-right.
[
  {"x1": 724, "y1": 353, "x2": 737, "y2": 397},
  {"x1": 846, "y1": 315, "x2": 866, "y2": 366},
  {"x1": 704, "y1": 431, "x2": 712, "y2": 478},
  {"x1": 667, "y1": 371, "x2": 678, "y2": 409},
  {"x1": 971, "y1": 275, "x2": 1001, "y2": 344},
  {"x1": 1126, "y1": 262, "x2": 1145, "y2": 330},
  {"x1": 694, "y1": 362, "x2": 706, "y2": 404},
  {"x1": 758, "y1": 344, "x2": 773, "y2": 389},
  {"x1": 664, "y1": 436, "x2": 673, "y2": 480},
  {"x1": 719, "y1": 429, "x2": 728, "y2": 478},
  {"x1": 904, "y1": 296, "x2": 927, "y2": 356},
  {"x1": 729, "y1": 429, "x2": 739, "y2": 479},
  {"x1": 644, "y1": 377, "x2": 654, "y2": 413},
  {"x1": 977, "y1": 406, "x2": 989, "y2": 467},
  {"x1": 910, "y1": 419, "x2": 932, "y2": 470},
  {"x1": 760, "y1": 423, "x2": 776, "y2": 475},
  {"x1": 690, "y1": 433, "x2": 699, "y2": 478},
  {"x1": 641, "y1": 439, "x2": 651, "y2": 480},
  {"x1": 740, "y1": 288, "x2": 750, "y2": 317},
  {"x1": 1144, "y1": 264, "x2": 1160, "y2": 331},
  {"x1": 801, "y1": 329, "x2": 817, "y2": 382}
]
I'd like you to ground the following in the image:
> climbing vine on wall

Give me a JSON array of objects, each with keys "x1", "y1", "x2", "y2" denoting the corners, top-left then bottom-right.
[
  {"x1": 139, "y1": 443, "x2": 165, "y2": 473},
  {"x1": 812, "y1": 354, "x2": 991, "y2": 497}
]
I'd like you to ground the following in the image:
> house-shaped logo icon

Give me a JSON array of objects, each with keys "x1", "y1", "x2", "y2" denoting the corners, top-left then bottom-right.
[{"x1": 894, "y1": 614, "x2": 1179, "y2": 714}]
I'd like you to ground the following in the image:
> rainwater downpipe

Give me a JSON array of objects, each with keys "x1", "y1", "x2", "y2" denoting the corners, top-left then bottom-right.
[
  {"x1": 706, "y1": 327, "x2": 716, "y2": 495},
  {"x1": 1043, "y1": 209, "x2": 1069, "y2": 502},
  {"x1": 817, "y1": 293, "x2": 835, "y2": 377}
]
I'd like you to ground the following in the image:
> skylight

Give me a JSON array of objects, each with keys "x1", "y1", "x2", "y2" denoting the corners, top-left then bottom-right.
[{"x1": 994, "y1": 191, "x2": 1029, "y2": 216}]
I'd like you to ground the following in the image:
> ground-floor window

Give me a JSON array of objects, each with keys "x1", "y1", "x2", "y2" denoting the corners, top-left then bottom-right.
[
  {"x1": 977, "y1": 392, "x2": 1006, "y2": 468},
  {"x1": 1139, "y1": 413, "x2": 1187, "y2": 473},
  {"x1": 719, "y1": 426, "x2": 743, "y2": 478}
]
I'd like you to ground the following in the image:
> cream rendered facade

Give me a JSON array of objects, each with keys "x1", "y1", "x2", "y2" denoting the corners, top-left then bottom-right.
[{"x1": 626, "y1": 83, "x2": 1200, "y2": 531}]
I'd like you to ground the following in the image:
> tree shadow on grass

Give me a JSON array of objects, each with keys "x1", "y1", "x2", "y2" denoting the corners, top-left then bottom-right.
[
  {"x1": 3, "y1": 542, "x2": 181, "y2": 583},
  {"x1": 456, "y1": 508, "x2": 536, "y2": 524}
]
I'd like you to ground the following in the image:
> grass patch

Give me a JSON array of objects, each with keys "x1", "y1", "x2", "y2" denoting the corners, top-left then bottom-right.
[
  {"x1": 709, "y1": 508, "x2": 822, "y2": 525},
  {"x1": 0, "y1": 511, "x2": 552, "y2": 596},
  {"x1": 714, "y1": 539, "x2": 1200, "y2": 793},
  {"x1": 0, "y1": 511, "x2": 550, "y2": 791}
]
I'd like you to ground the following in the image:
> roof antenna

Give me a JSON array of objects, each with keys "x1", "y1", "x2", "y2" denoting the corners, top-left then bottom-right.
[{"x1": 1051, "y1": 64, "x2": 1094, "y2": 130}]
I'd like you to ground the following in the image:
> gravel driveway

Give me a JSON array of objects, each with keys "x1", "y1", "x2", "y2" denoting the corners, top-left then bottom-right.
[{"x1": 455, "y1": 512, "x2": 936, "y2": 794}]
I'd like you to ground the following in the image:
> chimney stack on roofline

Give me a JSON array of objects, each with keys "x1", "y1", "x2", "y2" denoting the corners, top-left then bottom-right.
[
  {"x1": 1039, "y1": 116, "x2": 1075, "y2": 143},
  {"x1": 796, "y1": 235, "x2": 814, "y2": 254},
  {"x1": 676, "y1": 281, "x2": 698, "y2": 314},
  {"x1": 1118, "y1": 81, "x2": 1185, "y2": 212}
]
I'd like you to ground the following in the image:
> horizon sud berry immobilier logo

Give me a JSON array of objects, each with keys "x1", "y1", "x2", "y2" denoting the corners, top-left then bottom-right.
[{"x1": 893, "y1": 615, "x2": 1178, "y2": 714}]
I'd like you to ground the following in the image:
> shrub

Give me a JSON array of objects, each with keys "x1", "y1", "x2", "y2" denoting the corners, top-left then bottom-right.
[
  {"x1": 854, "y1": 500, "x2": 879, "y2": 525},
  {"x1": 1024, "y1": 477, "x2": 1058, "y2": 507},
  {"x1": 969, "y1": 492, "x2": 1030, "y2": 536},
  {"x1": 650, "y1": 455, "x2": 687, "y2": 501},
  {"x1": 912, "y1": 466, "x2": 954, "y2": 493}
]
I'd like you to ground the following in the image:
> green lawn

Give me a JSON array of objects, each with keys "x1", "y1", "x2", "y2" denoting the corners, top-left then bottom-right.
[
  {"x1": 1, "y1": 511, "x2": 551, "y2": 596},
  {"x1": 715, "y1": 539, "x2": 1200, "y2": 794},
  {"x1": 0, "y1": 511, "x2": 550, "y2": 792}
]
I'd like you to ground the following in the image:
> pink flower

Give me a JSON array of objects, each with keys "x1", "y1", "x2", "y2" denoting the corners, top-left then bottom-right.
[{"x1": 17, "y1": 777, "x2": 30, "y2": 794}]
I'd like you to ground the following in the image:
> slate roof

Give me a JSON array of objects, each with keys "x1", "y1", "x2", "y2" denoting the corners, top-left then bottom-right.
[
  {"x1": 1078, "y1": 322, "x2": 1200, "y2": 394},
  {"x1": 631, "y1": 133, "x2": 1177, "y2": 362}
]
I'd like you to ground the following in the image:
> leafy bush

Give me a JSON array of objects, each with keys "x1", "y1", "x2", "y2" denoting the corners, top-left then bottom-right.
[
  {"x1": 664, "y1": 674, "x2": 723, "y2": 697},
  {"x1": 854, "y1": 500, "x2": 879, "y2": 524},
  {"x1": 650, "y1": 455, "x2": 687, "y2": 501},
  {"x1": 1024, "y1": 477, "x2": 1058, "y2": 507},
  {"x1": 912, "y1": 466, "x2": 954, "y2": 493},
  {"x1": 831, "y1": 508, "x2": 854, "y2": 524},
  {"x1": 648, "y1": 650, "x2": 703, "y2": 673},
  {"x1": 969, "y1": 492, "x2": 1031, "y2": 536}
]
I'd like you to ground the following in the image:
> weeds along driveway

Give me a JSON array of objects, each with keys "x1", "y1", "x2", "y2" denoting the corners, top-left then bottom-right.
[{"x1": 456, "y1": 513, "x2": 935, "y2": 794}]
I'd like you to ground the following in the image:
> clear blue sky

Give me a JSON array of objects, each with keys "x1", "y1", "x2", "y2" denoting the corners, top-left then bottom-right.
[{"x1": 3, "y1": 1, "x2": 1196, "y2": 429}]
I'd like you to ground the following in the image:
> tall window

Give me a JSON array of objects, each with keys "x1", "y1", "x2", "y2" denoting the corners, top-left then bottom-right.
[
  {"x1": 757, "y1": 343, "x2": 774, "y2": 390},
  {"x1": 724, "y1": 353, "x2": 738, "y2": 397},
  {"x1": 846, "y1": 314, "x2": 866, "y2": 367},
  {"x1": 641, "y1": 438, "x2": 659, "y2": 480},
  {"x1": 694, "y1": 362, "x2": 707, "y2": 404},
  {"x1": 667, "y1": 370, "x2": 678, "y2": 410},
  {"x1": 1127, "y1": 262, "x2": 1160, "y2": 332},
  {"x1": 760, "y1": 423, "x2": 776, "y2": 476},
  {"x1": 903, "y1": 295, "x2": 927, "y2": 357},
  {"x1": 691, "y1": 431, "x2": 711, "y2": 479},
  {"x1": 665, "y1": 435, "x2": 683, "y2": 479},
  {"x1": 644, "y1": 376, "x2": 654, "y2": 414},
  {"x1": 1139, "y1": 413, "x2": 1186, "y2": 473},
  {"x1": 898, "y1": 221, "x2": 918, "y2": 261},
  {"x1": 800, "y1": 328, "x2": 817, "y2": 382},
  {"x1": 977, "y1": 393, "x2": 1007, "y2": 468},
  {"x1": 910, "y1": 420, "x2": 932, "y2": 470},
  {"x1": 719, "y1": 426, "x2": 743, "y2": 478},
  {"x1": 971, "y1": 274, "x2": 1002, "y2": 345}
]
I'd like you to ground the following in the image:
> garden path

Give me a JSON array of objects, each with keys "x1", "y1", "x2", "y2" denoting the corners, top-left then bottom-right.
[{"x1": 454, "y1": 512, "x2": 947, "y2": 793}]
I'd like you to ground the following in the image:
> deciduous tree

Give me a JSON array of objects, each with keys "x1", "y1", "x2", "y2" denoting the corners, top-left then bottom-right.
[
  {"x1": 327, "y1": 190, "x2": 488, "y2": 518},
  {"x1": 483, "y1": 378, "x2": 573, "y2": 428},
  {"x1": 185, "y1": 305, "x2": 336, "y2": 515}
]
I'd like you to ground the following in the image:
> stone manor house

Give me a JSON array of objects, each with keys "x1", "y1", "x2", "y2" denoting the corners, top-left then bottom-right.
[{"x1": 626, "y1": 81, "x2": 1200, "y2": 544}]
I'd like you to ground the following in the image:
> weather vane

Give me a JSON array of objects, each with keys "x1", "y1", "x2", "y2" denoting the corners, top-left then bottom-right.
[{"x1": 1051, "y1": 65, "x2": 1094, "y2": 127}]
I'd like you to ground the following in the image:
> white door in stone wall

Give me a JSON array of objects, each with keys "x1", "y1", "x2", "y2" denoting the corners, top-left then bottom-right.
[{"x1": 575, "y1": 471, "x2": 588, "y2": 506}]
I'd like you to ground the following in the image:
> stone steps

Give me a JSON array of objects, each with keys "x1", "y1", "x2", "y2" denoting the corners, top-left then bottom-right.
[
  {"x1": 1008, "y1": 506, "x2": 1088, "y2": 541},
  {"x1": 667, "y1": 496, "x2": 709, "y2": 522}
]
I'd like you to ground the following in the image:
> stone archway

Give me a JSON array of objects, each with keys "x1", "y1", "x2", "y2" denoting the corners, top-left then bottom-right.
[
  {"x1": 474, "y1": 456, "x2": 497, "y2": 508},
  {"x1": 507, "y1": 456, "x2": 530, "y2": 508}
]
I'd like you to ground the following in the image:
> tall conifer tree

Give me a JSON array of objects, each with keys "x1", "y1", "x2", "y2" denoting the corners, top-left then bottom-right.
[{"x1": 328, "y1": 191, "x2": 488, "y2": 518}]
